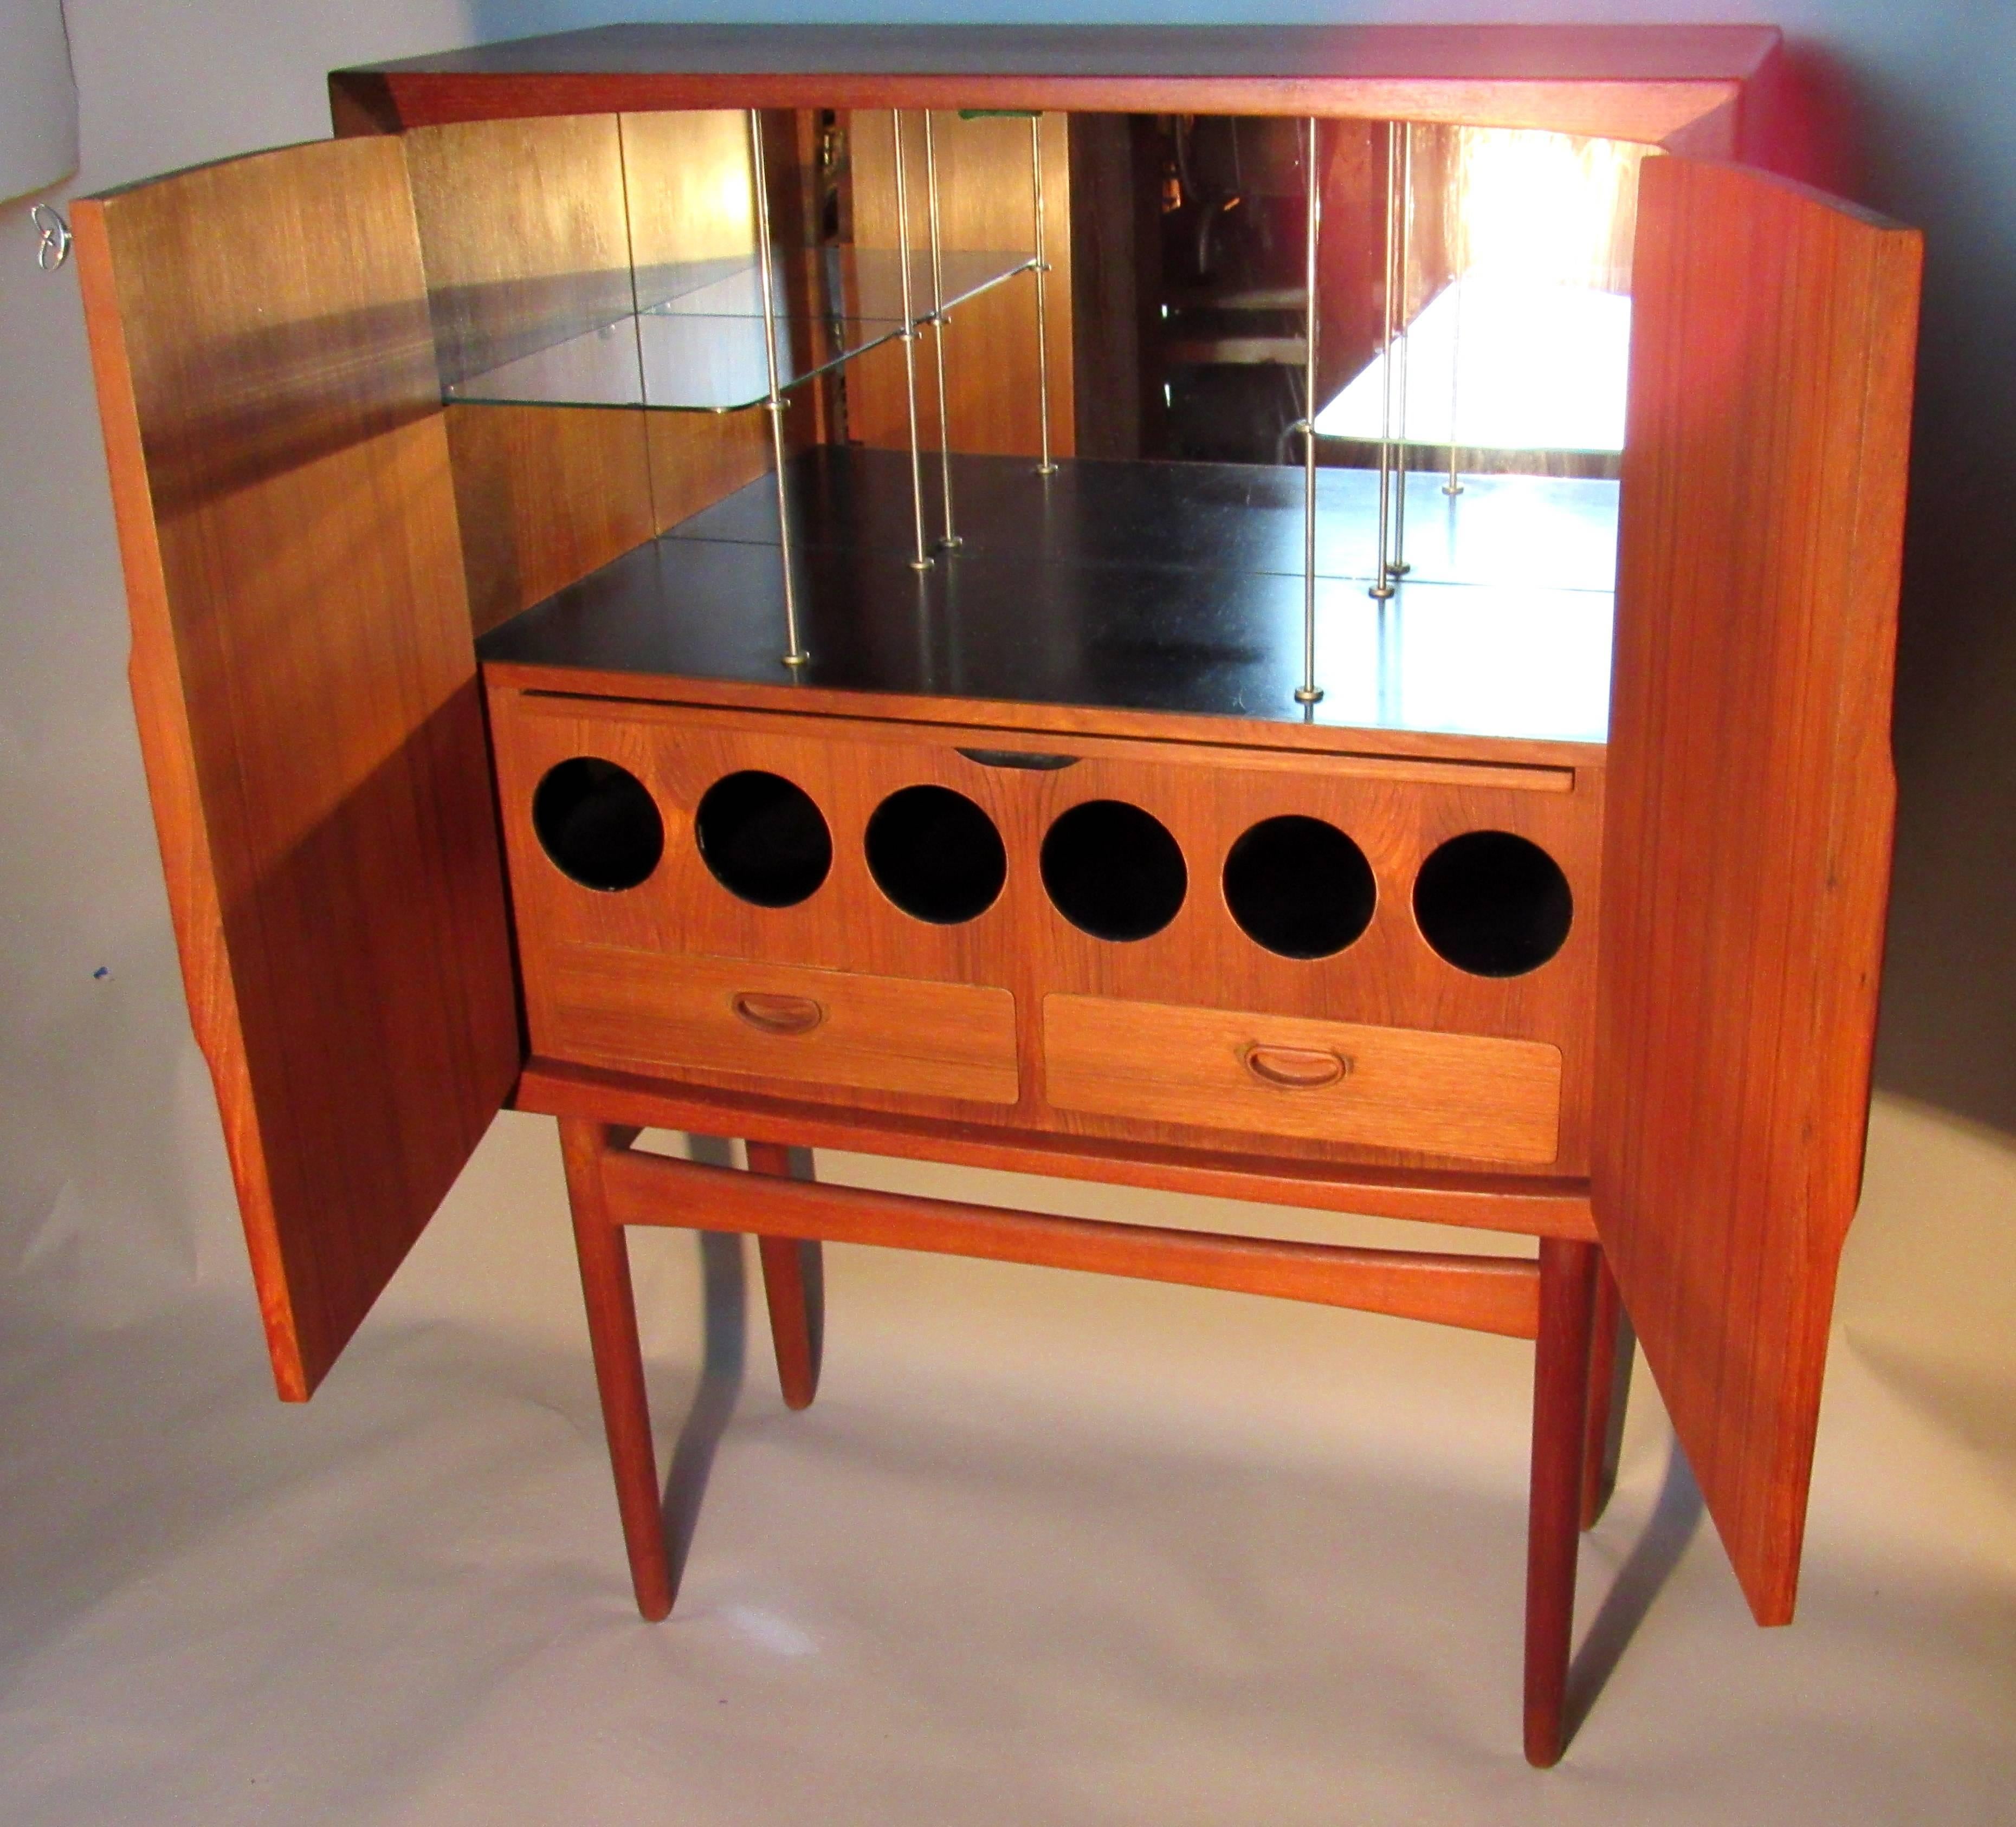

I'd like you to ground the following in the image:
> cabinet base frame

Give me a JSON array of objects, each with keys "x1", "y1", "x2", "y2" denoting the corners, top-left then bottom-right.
[
  {"x1": 517, "y1": 1057, "x2": 1599, "y2": 1241},
  {"x1": 555, "y1": 1113, "x2": 1618, "y2": 1767}
]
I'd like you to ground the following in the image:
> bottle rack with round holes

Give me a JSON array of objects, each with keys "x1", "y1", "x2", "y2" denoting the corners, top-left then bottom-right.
[{"x1": 492, "y1": 691, "x2": 1601, "y2": 1176}]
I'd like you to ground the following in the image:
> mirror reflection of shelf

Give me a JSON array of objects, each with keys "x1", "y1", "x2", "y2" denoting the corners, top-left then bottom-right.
[
  {"x1": 444, "y1": 245, "x2": 1039, "y2": 414},
  {"x1": 1314, "y1": 273, "x2": 1631, "y2": 454},
  {"x1": 437, "y1": 106, "x2": 1635, "y2": 710}
]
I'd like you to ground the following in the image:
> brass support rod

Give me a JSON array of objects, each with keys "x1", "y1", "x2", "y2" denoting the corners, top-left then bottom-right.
[
  {"x1": 1389, "y1": 121, "x2": 1413, "y2": 579},
  {"x1": 1030, "y1": 112, "x2": 1057, "y2": 475},
  {"x1": 1446, "y1": 239, "x2": 1465, "y2": 496},
  {"x1": 1370, "y1": 120, "x2": 1398, "y2": 600},
  {"x1": 749, "y1": 109, "x2": 809, "y2": 666},
  {"x1": 891, "y1": 109, "x2": 933, "y2": 571},
  {"x1": 1296, "y1": 115, "x2": 1324, "y2": 707},
  {"x1": 924, "y1": 111, "x2": 960, "y2": 549}
]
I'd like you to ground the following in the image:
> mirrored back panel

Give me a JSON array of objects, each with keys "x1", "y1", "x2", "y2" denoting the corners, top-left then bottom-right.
[{"x1": 429, "y1": 108, "x2": 1642, "y2": 745}]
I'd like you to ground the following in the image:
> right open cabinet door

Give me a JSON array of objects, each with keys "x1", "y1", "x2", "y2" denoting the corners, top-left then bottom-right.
[
  {"x1": 1595, "y1": 157, "x2": 1921, "y2": 1624},
  {"x1": 74, "y1": 138, "x2": 522, "y2": 1402}
]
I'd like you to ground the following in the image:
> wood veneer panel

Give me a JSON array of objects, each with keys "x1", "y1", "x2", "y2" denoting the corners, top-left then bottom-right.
[
  {"x1": 643, "y1": 408, "x2": 776, "y2": 535},
  {"x1": 844, "y1": 108, "x2": 1073, "y2": 461},
  {"x1": 518, "y1": 1056, "x2": 1598, "y2": 1241},
  {"x1": 550, "y1": 949, "x2": 1020, "y2": 1106},
  {"x1": 446, "y1": 403, "x2": 654, "y2": 637},
  {"x1": 404, "y1": 111, "x2": 799, "y2": 626},
  {"x1": 618, "y1": 108, "x2": 799, "y2": 531},
  {"x1": 1594, "y1": 158, "x2": 1921, "y2": 1624},
  {"x1": 483, "y1": 661, "x2": 1600, "y2": 774},
  {"x1": 1044, "y1": 995, "x2": 1562, "y2": 1164},
  {"x1": 73, "y1": 140, "x2": 520, "y2": 1397},
  {"x1": 331, "y1": 24, "x2": 1772, "y2": 150},
  {"x1": 403, "y1": 116, "x2": 655, "y2": 631},
  {"x1": 489, "y1": 692, "x2": 1601, "y2": 1175},
  {"x1": 601, "y1": 1143, "x2": 1542, "y2": 1339}
]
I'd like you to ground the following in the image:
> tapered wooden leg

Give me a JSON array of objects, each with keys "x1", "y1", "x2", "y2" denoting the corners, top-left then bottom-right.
[
  {"x1": 559, "y1": 1119, "x2": 672, "y2": 1622},
  {"x1": 1525, "y1": 1236, "x2": 1598, "y2": 1768},
  {"x1": 747, "y1": 1141, "x2": 823, "y2": 1411},
  {"x1": 1580, "y1": 1255, "x2": 1633, "y2": 1530}
]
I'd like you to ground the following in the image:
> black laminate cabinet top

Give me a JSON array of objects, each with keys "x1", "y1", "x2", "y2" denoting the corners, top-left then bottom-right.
[{"x1": 477, "y1": 449, "x2": 1614, "y2": 746}]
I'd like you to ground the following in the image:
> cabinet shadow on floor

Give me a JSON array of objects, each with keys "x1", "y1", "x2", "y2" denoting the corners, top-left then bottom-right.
[
  {"x1": 1567, "y1": 1435, "x2": 1705, "y2": 1744},
  {"x1": 657, "y1": 1136, "x2": 749, "y2": 1604}
]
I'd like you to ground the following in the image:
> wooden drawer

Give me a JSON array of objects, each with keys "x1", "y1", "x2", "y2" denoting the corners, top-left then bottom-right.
[
  {"x1": 548, "y1": 948, "x2": 1020, "y2": 1106},
  {"x1": 1043, "y1": 994, "x2": 1561, "y2": 1164}
]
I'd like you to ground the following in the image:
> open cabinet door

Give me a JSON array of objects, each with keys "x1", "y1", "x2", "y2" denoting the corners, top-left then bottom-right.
[
  {"x1": 1595, "y1": 158, "x2": 1920, "y2": 1623},
  {"x1": 75, "y1": 137, "x2": 521, "y2": 1401}
]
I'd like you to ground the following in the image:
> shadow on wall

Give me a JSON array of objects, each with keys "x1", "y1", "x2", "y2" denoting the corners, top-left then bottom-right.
[
  {"x1": 1747, "y1": 35, "x2": 2016, "y2": 1131},
  {"x1": 1840, "y1": 92, "x2": 2016, "y2": 1140},
  {"x1": 445, "y1": 5, "x2": 2016, "y2": 1140},
  {"x1": 1770, "y1": 31, "x2": 2016, "y2": 1139}
]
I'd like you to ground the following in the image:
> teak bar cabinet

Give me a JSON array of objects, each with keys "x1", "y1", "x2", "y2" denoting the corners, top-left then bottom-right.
[{"x1": 75, "y1": 24, "x2": 1921, "y2": 1766}]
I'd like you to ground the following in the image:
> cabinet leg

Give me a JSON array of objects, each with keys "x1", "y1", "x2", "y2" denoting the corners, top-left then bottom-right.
[
  {"x1": 560, "y1": 1118, "x2": 673, "y2": 1622},
  {"x1": 1525, "y1": 1236, "x2": 1598, "y2": 1767},
  {"x1": 1580, "y1": 1255, "x2": 1634, "y2": 1531},
  {"x1": 747, "y1": 1141, "x2": 823, "y2": 1411}
]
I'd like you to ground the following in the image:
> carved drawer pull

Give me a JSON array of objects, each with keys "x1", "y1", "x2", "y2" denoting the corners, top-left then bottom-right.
[
  {"x1": 732, "y1": 992, "x2": 825, "y2": 1036},
  {"x1": 1243, "y1": 1044, "x2": 1351, "y2": 1090}
]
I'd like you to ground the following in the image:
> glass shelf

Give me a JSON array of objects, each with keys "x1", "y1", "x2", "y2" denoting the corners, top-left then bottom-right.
[{"x1": 443, "y1": 245, "x2": 1039, "y2": 415}]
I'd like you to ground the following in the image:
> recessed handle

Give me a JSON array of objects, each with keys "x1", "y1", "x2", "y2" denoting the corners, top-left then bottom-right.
[
  {"x1": 1243, "y1": 1044, "x2": 1351, "y2": 1090},
  {"x1": 955, "y1": 747, "x2": 1081, "y2": 771},
  {"x1": 732, "y1": 992, "x2": 825, "y2": 1037}
]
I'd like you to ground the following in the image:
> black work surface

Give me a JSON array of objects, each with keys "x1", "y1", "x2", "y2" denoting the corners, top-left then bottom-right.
[{"x1": 476, "y1": 448, "x2": 1613, "y2": 744}]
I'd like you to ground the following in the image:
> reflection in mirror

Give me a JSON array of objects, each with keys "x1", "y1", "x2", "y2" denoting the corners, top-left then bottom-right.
[{"x1": 453, "y1": 107, "x2": 1642, "y2": 742}]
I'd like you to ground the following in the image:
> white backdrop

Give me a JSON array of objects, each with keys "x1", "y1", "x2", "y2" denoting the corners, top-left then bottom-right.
[
  {"x1": 1, "y1": 4, "x2": 2011, "y2": 1821},
  {"x1": 0, "y1": 0, "x2": 76, "y2": 202}
]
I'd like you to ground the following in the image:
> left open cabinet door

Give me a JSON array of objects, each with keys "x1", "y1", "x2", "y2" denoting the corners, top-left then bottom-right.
[{"x1": 75, "y1": 137, "x2": 522, "y2": 1399}]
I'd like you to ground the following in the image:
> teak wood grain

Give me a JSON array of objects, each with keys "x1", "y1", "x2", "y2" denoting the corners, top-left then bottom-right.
[
  {"x1": 1524, "y1": 1236, "x2": 1598, "y2": 1766},
  {"x1": 549, "y1": 949, "x2": 1020, "y2": 1106},
  {"x1": 844, "y1": 108, "x2": 1075, "y2": 463},
  {"x1": 329, "y1": 24, "x2": 1774, "y2": 152},
  {"x1": 79, "y1": 20, "x2": 1916, "y2": 1758},
  {"x1": 73, "y1": 139, "x2": 520, "y2": 1398},
  {"x1": 518, "y1": 1055, "x2": 1598, "y2": 1242},
  {"x1": 1044, "y1": 994, "x2": 1562, "y2": 1164},
  {"x1": 560, "y1": 1118, "x2": 674, "y2": 1618},
  {"x1": 402, "y1": 116, "x2": 659, "y2": 631},
  {"x1": 444, "y1": 403, "x2": 655, "y2": 637},
  {"x1": 403, "y1": 113, "x2": 798, "y2": 630},
  {"x1": 747, "y1": 1140, "x2": 824, "y2": 1411},
  {"x1": 481, "y1": 651, "x2": 1604, "y2": 776},
  {"x1": 600, "y1": 1141, "x2": 1543, "y2": 1339},
  {"x1": 622, "y1": 108, "x2": 797, "y2": 529},
  {"x1": 1595, "y1": 158, "x2": 1921, "y2": 1625},
  {"x1": 1580, "y1": 1254, "x2": 1631, "y2": 1530},
  {"x1": 487, "y1": 690, "x2": 1603, "y2": 1174}
]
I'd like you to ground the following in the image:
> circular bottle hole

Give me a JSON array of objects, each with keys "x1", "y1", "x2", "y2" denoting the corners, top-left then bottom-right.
[
  {"x1": 1223, "y1": 814, "x2": 1376, "y2": 959},
  {"x1": 1413, "y1": 830, "x2": 1573, "y2": 977},
  {"x1": 532, "y1": 756, "x2": 664, "y2": 892},
  {"x1": 1041, "y1": 799, "x2": 1187, "y2": 942},
  {"x1": 694, "y1": 769, "x2": 832, "y2": 908},
  {"x1": 864, "y1": 784, "x2": 1007, "y2": 924}
]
